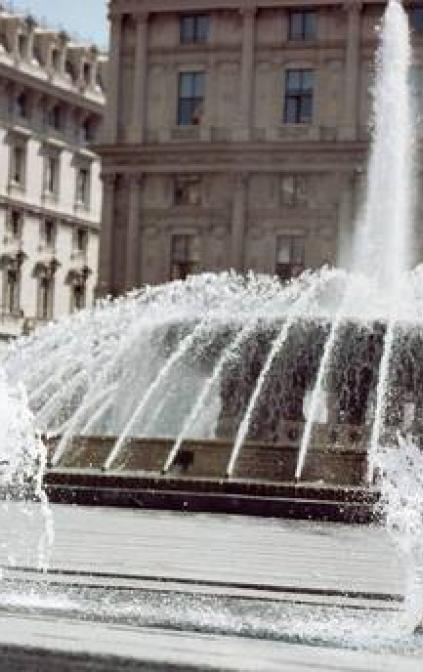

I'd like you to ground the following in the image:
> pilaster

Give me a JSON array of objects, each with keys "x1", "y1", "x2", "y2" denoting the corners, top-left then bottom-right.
[
  {"x1": 238, "y1": 7, "x2": 256, "y2": 141},
  {"x1": 340, "y1": 0, "x2": 362, "y2": 141},
  {"x1": 126, "y1": 174, "x2": 143, "y2": 290},
  {"x1": 104, "y1": 16, "x2": 122, "y2": 143},
  {"x1": 231, "y1": 172, "x2": 249, "y2": 272},
  {"x1": 130, "y1": 12, "x2": 149, "y2": 143},
  {"x1": 97, "y1": 173, "x2": 116, "y2": 297}
]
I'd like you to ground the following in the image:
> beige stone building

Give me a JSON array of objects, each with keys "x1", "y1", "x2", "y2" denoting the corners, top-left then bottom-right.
[
  {"x1": 97, "y1": 0, "x2": 423, "y2": 297},
  {"x1": 0, "y1": 7, "x2": 106, "y2": 340}
]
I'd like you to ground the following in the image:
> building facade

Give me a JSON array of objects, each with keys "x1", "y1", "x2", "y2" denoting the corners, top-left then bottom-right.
[
  {"x1": 97, "y1": 0, "x2": 423, "y2": 297},
  {"x1": 0, "y1": 7, "x2": 106, "y2": 340}
]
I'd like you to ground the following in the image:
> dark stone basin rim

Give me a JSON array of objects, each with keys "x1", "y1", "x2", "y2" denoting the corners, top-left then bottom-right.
[{"x1": 3, "y1": 565, "x2": 402, "y2": 604}]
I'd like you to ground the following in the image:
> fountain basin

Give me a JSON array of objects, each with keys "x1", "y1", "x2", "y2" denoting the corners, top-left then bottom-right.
[{"x1": 45, "y1": 433, "x2": 375, "y2": 523}]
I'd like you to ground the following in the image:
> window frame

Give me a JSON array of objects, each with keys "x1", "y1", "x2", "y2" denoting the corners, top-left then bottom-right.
[
  {"x1": 37, "y1": 274, "x2": 54, "y2": 321},
  {"x1": 410, "y1": 7, "x2": 423, "y2": 33},
  {"x1": 71, "y1": 281, "x2": 86, "y2": 312},
  {"x1": 9, "y1": 142, "x2": 27, "y2": 188},
  {"x1": 75, "y1": 164, "x2": 91, "y2": 209},
  {"x1": 4, "y1": 266, "x2": 20, "y2": 315},
  {"x1": 280, "y1": 174, "x2": 308, "y2": 207},
  {"x1": 177, "y1": 71, "x2": 205, "y2": 126},
  {"x1": 275, "y1": 234, "x2": 306, "y2": 282},
  {"x1": 284, "y1": 69, "x2": 314, "y2": 124},
  {"x1": 43, "y1": 152, "x2": 60, "y2": 197},
  {"x1": 8, "y1": 209, "x2": 23, "y2": 240},
  {"x1": 174, "y1": 175, "x2": 202, "y2": 206},
  {"x1": 180, "y1": 14, "x2": 210, "y2": 44},
  {"x1": 74, "y1": 227, "x2": 89, "y2": 254},
  {"x1": 170, "y1": 233, "x2": 200, "y2": 280},
  {"x1": 288, "y1": 10, "x2": 316, "y2": 41},
  {"x1": 43, "y1": 218, "x2": 56, "y2": 248}
]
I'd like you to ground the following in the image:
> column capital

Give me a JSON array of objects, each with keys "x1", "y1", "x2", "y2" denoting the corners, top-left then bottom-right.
[
  {"x1": 240, "y1": 6, "x2": 257, "y2": 19},
  {"x1": 343, "y1": 0, "x2": 363, "y2": 13},
  {"x1": 134, "y1": 10, "x2": 149, "y2": 25},
  {"x1": 128, "y1": 172, "x2": 144, "y2": 188},
  {"x1": 100, "y1": 172, "x2": 117, "y2": 188}
]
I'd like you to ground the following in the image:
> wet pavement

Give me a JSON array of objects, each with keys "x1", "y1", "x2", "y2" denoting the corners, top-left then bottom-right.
[{"x1": 0, "y1": 503, "x2": 420, "y2": 671}]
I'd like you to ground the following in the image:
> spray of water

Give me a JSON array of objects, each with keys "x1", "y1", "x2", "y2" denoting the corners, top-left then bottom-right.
[{"x1": 0, "y1": 370, "x2": 53, "y2": 572}]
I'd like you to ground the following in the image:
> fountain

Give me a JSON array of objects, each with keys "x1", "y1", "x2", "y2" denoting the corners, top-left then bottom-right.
[{"x1": 2, "y1": 0, "x2": 423, "y2": 650}]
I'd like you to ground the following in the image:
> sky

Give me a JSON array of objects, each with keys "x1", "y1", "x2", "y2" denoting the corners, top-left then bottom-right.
[{"x1": 6, "y1": 0, "x2": 108, "y2": 49}]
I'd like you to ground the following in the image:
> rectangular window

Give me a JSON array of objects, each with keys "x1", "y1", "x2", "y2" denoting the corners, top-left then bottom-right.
[
  {"x1": 16, "y1": 92, "x2": 29, "y2": 119},
  {"x1": 75, "y1": 227, "x2": 88, "y2": 253},
  {"x1": 72, "y1": 282, "x2": 86, "y2": 312},
  {"x1": 289, "y1": 10, "x2": 316, "y2": 40},
  {"x1": 177, "y1": 72, "x2": 205, "y2": 126},
  {"x1": 276, "y1": 235, "x2": 305, "y2": 282},
  {"x1": 9, "y1": 210, "x2": 23, "y2": 239},
  {"x1": 37, "y1": 276, "x2": 54, "y2": 321},
  {"x1": 170, "y1": 234, "x2": 200, "y2": 280},
  {"x1": 410, "y1": 8, "x2": 423, "y2": 32},
  {"x1": 44, "y1": 154, "x2": 59, "y2": 196},
  {"x1": 75, "y1": 166, "x2": 91, "y2": 207},
  {"x1": 44, "y1": 219, "x2": 56, "y2": 247},
  {"x1": 5, "y1": 268, "x2": 20, "y2": 314},
  {"x1": 284, "y1": 69, "x2": 314, "y2": 124},
  {"x1": 281, "y1": 175, "x2": 308, "y2": 207},
  {"x1": 11, "y1": 145, "x2": 26, "y2": 185},
  {"x1": 180, "y1": 14, "x2": 210, "y2": 44},
  {"x1": 174, "y1": 176, "x2": 202, "y2": 206}
]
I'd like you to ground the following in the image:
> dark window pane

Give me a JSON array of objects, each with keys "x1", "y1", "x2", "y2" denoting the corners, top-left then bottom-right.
[
  {"x1": 284, "y1": 97, "x2": 298, "y2": 123},
  {"x1": 289, "y1": 11, "x2": 316, "y2": 40},
  {"x1": 304, "y1": 12, "x2": 316, "y2": 39},
  {"x1": 179, "y1": 72, "x2": 194, "y2": 97},
  {"x1": 178, "y1": 72, "x2": 205, "y2": 125},
  {"x1": 301, "y1": 70, "x2": 314, "y2": 91},
  {"x1": 287, "y1": 70, "x2": 300, "y2": 91},
  {"x1": 410, "y1": 8, "x2": 423, "y2": 32},
  {"x1": 193, "y1": 72, "x2": 205, "y2": 97},
  {"x1": 181, "y1": 16, "x2": 194, "y2": 43},
  {"x1": 300, "y1": 94, "x2": 313, "y2": 123},
  {"x1": 292, "y1": 237, "x2": 305, "y2": 264},
  {"x1": 180, "y1": 14, "x2": 210, "y2": 43},
  {"x1": 178, "y1": 99, "x2": 194, "y2": 125},
  {"x1": 196, "y1": 15, "x2": 210, "y2": 42},
  {"x1": 289, "y1": 13, "x2": 303, "y2": 39}
]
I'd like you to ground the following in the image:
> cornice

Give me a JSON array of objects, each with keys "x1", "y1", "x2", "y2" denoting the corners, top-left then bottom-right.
[
  {"x1": 96, "y1": 141, "x2": 368, "y2": 174},
  {"x1": 110, "y1": 0, "x2": 416, "y2": 17},
  {"x1": 0, "y1": 195, "x2": 101, "y2": 232},
  {"x1": 0, "y1": 63, "x2": 105, "y2": 115}
]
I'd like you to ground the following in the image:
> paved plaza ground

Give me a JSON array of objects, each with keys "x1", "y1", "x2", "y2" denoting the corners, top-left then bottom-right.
[{"x1": 0, "y1": 504, "x2": 421, "y2": 671}]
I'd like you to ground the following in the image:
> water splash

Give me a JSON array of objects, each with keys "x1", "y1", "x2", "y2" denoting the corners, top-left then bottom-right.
[
  {"x1": 375, "y1": 437, "x2": 423, "y2": 632},
  {"x1": 351, "y1": 0, "x2": 414, "y2": 285},
  {"x1": 0, "y1": 370, "x2": 53, "y2": 572}
]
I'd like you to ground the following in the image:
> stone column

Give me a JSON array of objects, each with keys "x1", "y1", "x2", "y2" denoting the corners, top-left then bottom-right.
[
  {"x1": 126, "y1": 174, "x2": 143, "y2": 290},
  {"x1": 239, "y1": 7, "x2": 256, "y2": 141},
  {"x1": 104, "y1": 14, "x2": 122, "y2": 142},
  {"x1": 205, "y1": 55, "x2": 218, "y2": 139},
  {"x1": 337, "y1": 172, "x2": 355, "y2": 268},
  {"x1": 97, "y1": 173, "x2": 116, "y2": 297},
  {"x1": 340, "y1": 1, "x2": 362, "y2": 141},
  {"x1": 231, "y1": 172, "x2": 249, "y2": 272},
  {"x1": 130, "y1": 12, "x2": 149, "y2": 143}
]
